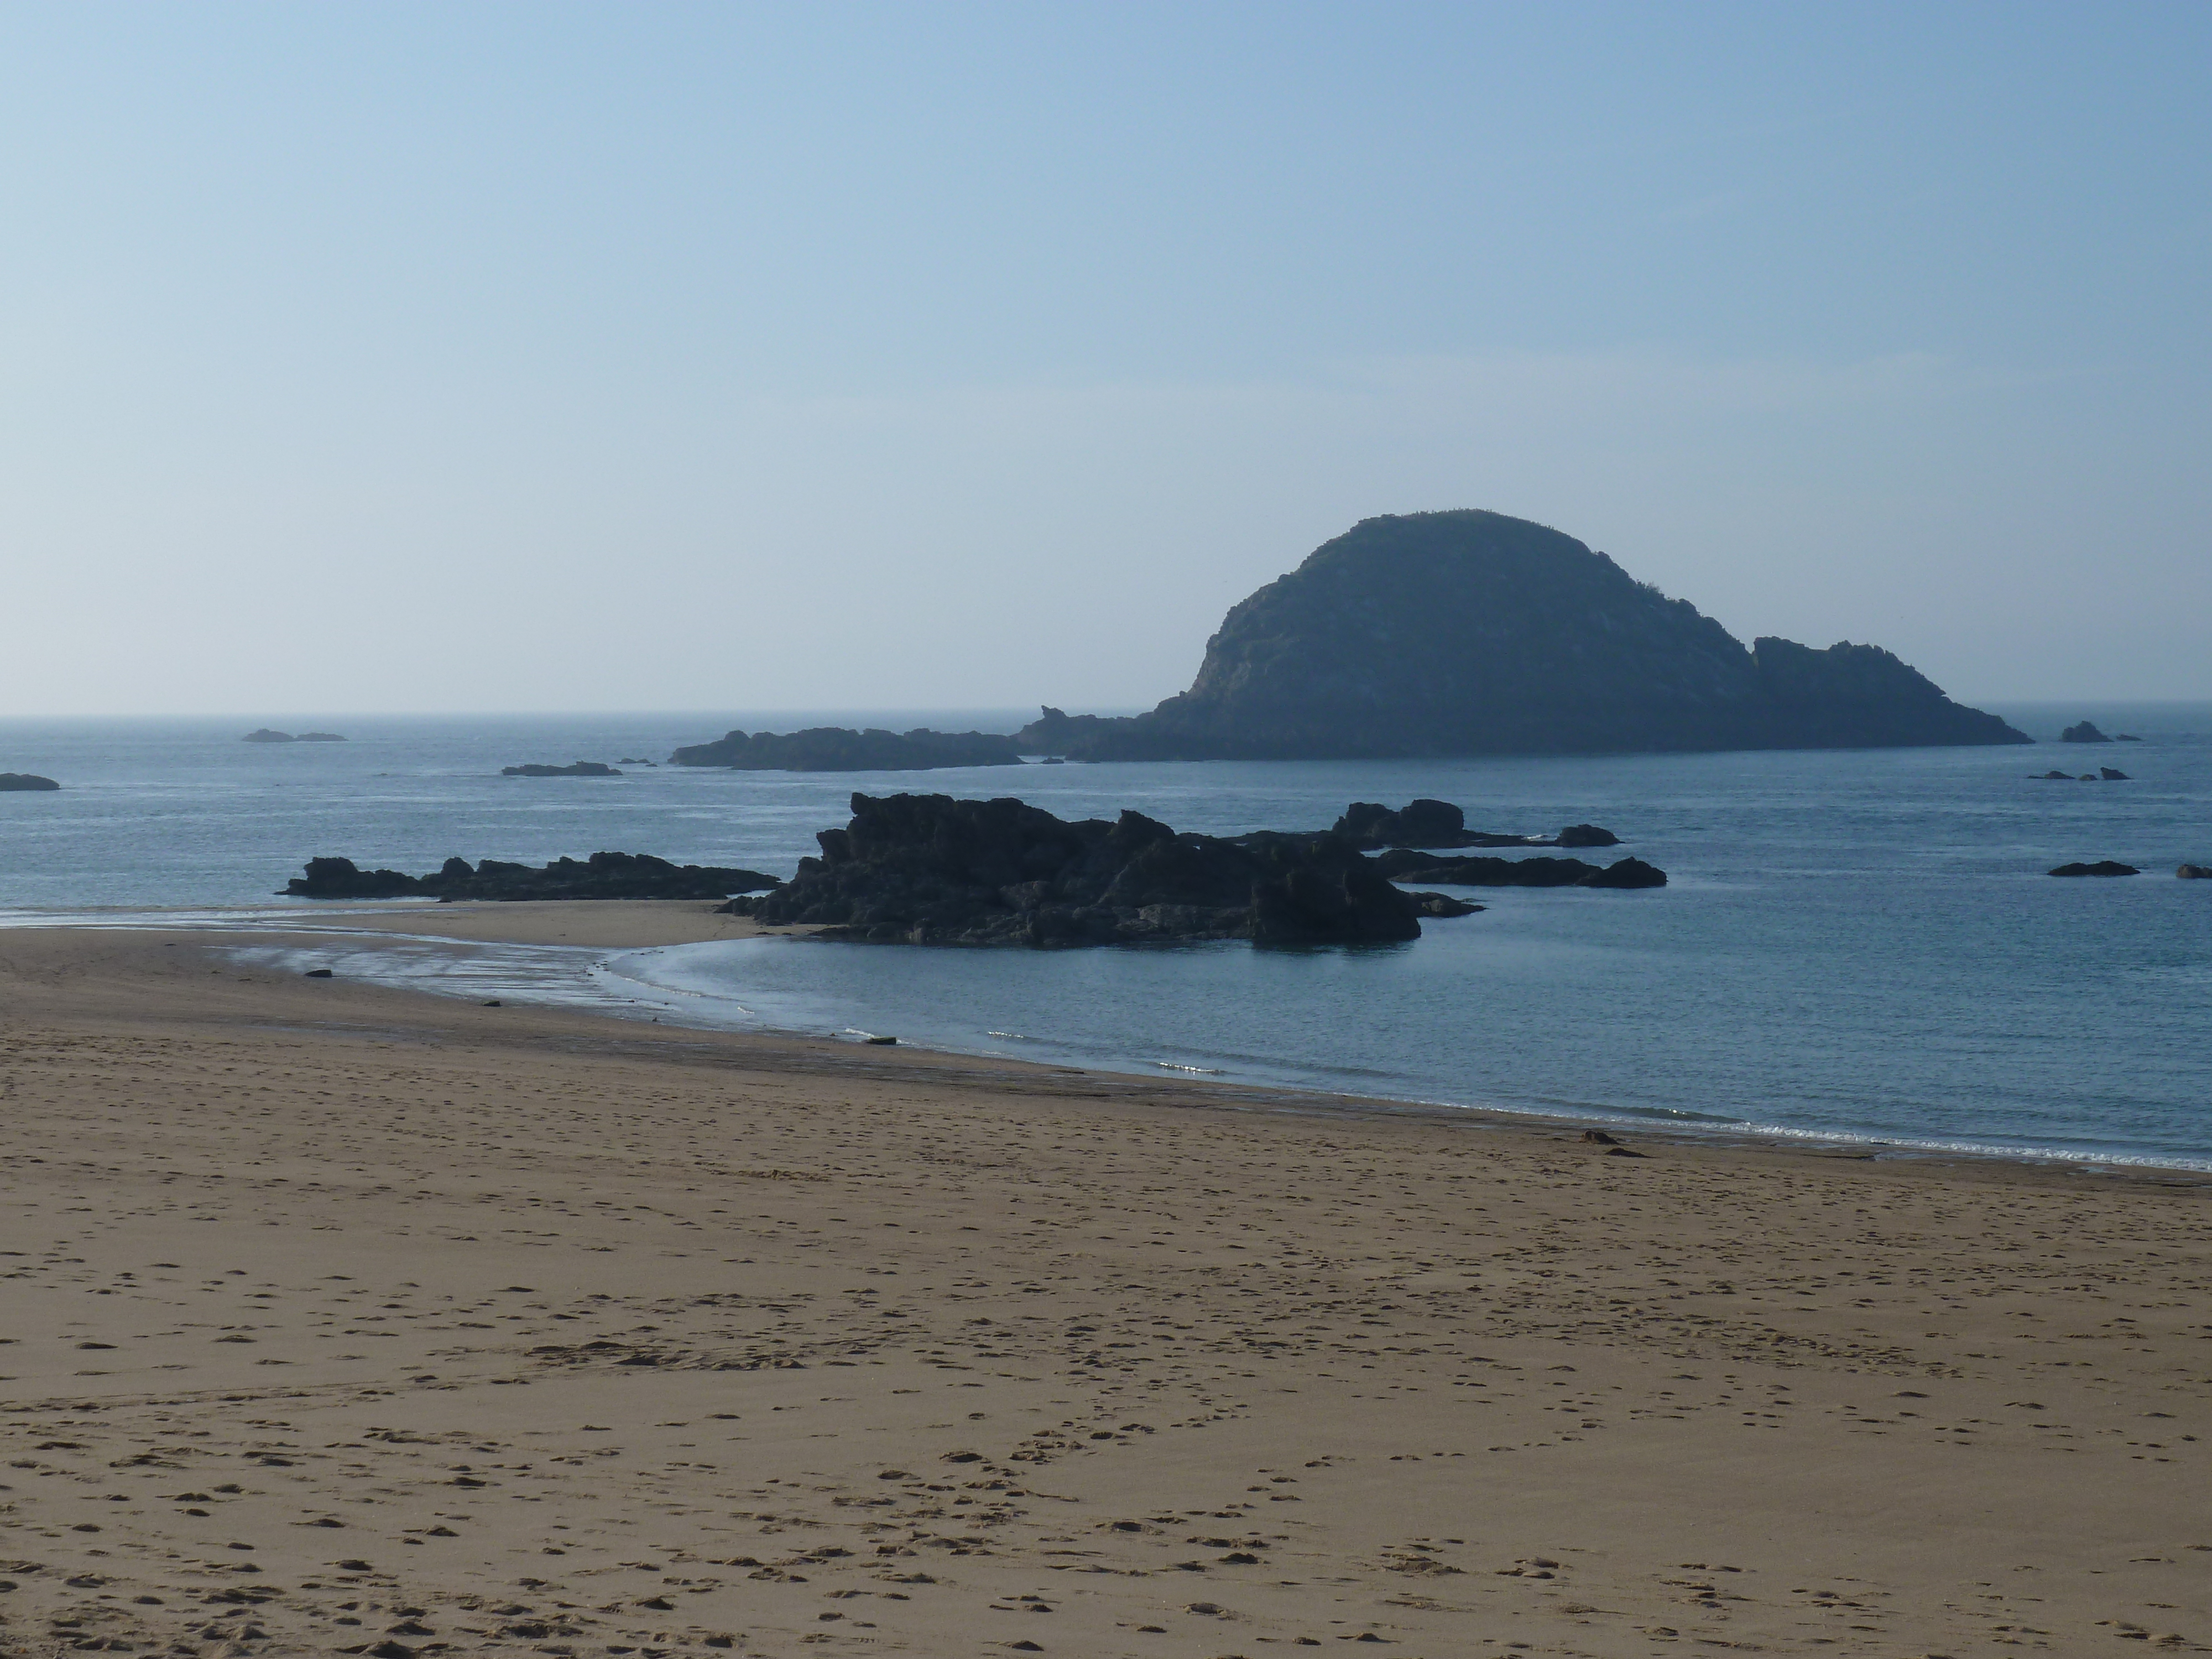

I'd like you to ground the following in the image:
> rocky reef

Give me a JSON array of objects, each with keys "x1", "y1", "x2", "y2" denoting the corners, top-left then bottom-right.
[
  {"x1": 283, "y1": 852, "x2": 781, "y2": 901},
  {"x1": 723, "y1": 792, "x2": 1439, "y2": 946},
  {"x1": 2048, "y1": 860, "x2": 2140, "y2": 878},
  {"x1": 1015, "y1": 510, "x2": 2028, "y2": 760},
  {"x1": 1371, "y1": 849, "x2": 1668, "y2": 889},
  {"x1": 0, "y1": 772, "x2": 60, "y2": 791},
  {"x1": 669, "y1": 728, "x2": 1022, "y2": 771},
  {"x1": 502, "y1": 761, "x2": 622, "y2": 777},
  {"x1": 1330, "y1": 799, "x2": 1619, "y2": 849}
]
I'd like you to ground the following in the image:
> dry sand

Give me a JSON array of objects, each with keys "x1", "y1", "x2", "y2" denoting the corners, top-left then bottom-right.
[{"x1": 1, "y1": 913, "x2": 2209, "y2": 1658}]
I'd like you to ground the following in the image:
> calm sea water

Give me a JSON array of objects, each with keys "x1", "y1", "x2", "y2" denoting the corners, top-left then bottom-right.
[{"x1": 3, "y1": 704, "x2": 2208, "y2": 1168}]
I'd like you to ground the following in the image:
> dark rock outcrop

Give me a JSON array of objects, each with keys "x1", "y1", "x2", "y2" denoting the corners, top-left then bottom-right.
[
  {"x1": 2100, "y1": 767, "x2": 2130, "y2": 781},
  {"x1": 243, "y1": 729, "x2": 345, "y2": 742},
  {"x1": 1330, "y1": 800, "x2": 1619, "y2": 849},
  {"x1": 1369, "y1": 849, "x2": 1667, "y2": 889},
  {"x1": 2060, "y1": 721, "x2": 2112, "y2": 743},
  {"x1": 283, "y1": 852, "x2": 780, "y2": 901},
  {"x1": 669, "y1": 728, "x2": 1022, "y2": 771},
  {"x1": 1014, "y1": 511, "x2": 2027, "y2": 760},
  {"x1": 2048, "y1": 860, "x2": 2139, "y2": 878},
  {"x1": 2179, "y1": 865, "x2": 2210, "y2": 880},
  {"x1": 0, "y1": 773, "x2": 60, "y2": 791},
  {"x1": 1407, "y1": 891, "x2": 1483, "y2": 917},
  {"x1": 722, "y1": 792, "x2": 1426, "y2": 947},
  {"x1": 501, "y1": 761, "x2": 622, "y2": 777}
]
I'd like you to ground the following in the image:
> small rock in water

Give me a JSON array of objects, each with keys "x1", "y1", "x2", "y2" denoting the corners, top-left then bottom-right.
[
  {"x1": 2100, "y1": 766, "x2": 2130, "y2": 780},
  {"x1": 2048, "y1": 860, "x2": 2140, "y2": 877},
  {"x1": 864, "y1": 1034, "x2": 898, "y2": 1046},
  {"x1": 303, "y1": 968, "x2": 333, "y2": 979},
  {"x1": 2178, "y1": 864, "x2": 2210, "y2": 880}
]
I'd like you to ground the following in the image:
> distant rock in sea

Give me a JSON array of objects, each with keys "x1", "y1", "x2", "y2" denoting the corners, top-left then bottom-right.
[
  {"x1": 669, "y1": 727, "x2": 1024, "y2": 772},
  {"x1": 2060, "y1": 721, "x2": 2112, "y2": 743},
  {"x1": 1015, "y1": 510, "x2": 2028, "y2": 760},
  {"x1": 2100, "y1": 767, "x2": 2130, "y2": 781},
  {"x1": 2177, "y1": 864, "x2": 2209, "y2": 880},
  {"x1": 2048, "y1": 860, "x2": 2140, "y2": 878},
  {"x1": 243, "y1": 729, "x2": 346, "y2": 743},
  {"x1": 501, "y1": 761, "x2": 623, "y2": 777},
  {"x1": 722, "y1": 791, "x2": 1430, "y2": 947},
  {"x1": 1370, "y1": 849, "x2": 1667, "y2": 889},
  {"x1": 0, "y1": 772, "x2": 60, "y2": 791},
  {"x1": 1329, "y1": 799, "x2": 1620, "y2": 849},
  {"x1": 282, "y1": 851, "x2": 780, "y2": 901},
  {"x1": 617, "y1": 757, "x2": 660, "y2": 766}
]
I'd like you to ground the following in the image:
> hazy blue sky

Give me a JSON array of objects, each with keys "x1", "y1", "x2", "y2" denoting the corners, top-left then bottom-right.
[{"x1": 4, "y1": 2, "x2": 2208, "y2": 714}]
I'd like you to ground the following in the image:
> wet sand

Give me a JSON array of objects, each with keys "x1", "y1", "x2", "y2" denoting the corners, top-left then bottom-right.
[
  {"x1": 1, "y1": 915, "x2": 2208, "y2": 1658},
  {"x1": 227, "y1": 898, "x2": 776, "y2": 950}
]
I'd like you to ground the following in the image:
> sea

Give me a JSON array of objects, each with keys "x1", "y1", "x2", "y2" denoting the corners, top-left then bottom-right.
[{"x1": 2, "y1": 705, "x2": 2208, "y2": 1171}]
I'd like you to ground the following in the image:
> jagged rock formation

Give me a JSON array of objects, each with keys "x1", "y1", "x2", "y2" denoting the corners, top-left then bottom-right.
[
  {"x1": 2060, "y1": 722, "x2": 2112, "y2": 743},
  {"x1": 2048, "y1": 860, "x2": 2139, "y2": 878},
  {"x1": 1371, "y1": 849, "x2": 1668, "y2": 889},
  {"x1": 1016, "y1": 511, "x2": 2028, "y2": 760},
  {"x1": 282, "y1": 852, "x2": 780, "y2": 901},
  {"x1": 0, "y1": 773, "x2": 60, "y2": 791},
  {"x1": 502, "y1": 761, "x2": 622, "y2": 777},
  {"x1": 722, "y1": 792, "x2": 1428, "y2": 946},
  {"x1": 1330, "y1": 800, "x2": 1619, "y2": 849},
  {"x1": 669, "y1": 727, "x2": 1022, "y2": 771}
]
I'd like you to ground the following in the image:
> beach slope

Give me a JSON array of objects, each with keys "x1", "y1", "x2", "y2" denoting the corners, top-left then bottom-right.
[{"x1": 0, "y1": 923, "x2": 2206, "y2": 1657}]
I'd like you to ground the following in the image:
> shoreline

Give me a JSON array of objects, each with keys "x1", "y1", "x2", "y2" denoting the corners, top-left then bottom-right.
[{"x1": 11, "y1": 896, "x2": 2212, "y2": 1182}]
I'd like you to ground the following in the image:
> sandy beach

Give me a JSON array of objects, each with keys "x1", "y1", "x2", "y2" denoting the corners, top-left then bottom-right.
[{"x1": 2, "y1": 911, "x2": 2208, "y2": 1658}]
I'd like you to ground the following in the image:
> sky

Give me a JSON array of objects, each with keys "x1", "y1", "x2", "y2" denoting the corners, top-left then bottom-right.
[{"x1": 3, "y1": 1, "x2": 2208, "y2": 716}]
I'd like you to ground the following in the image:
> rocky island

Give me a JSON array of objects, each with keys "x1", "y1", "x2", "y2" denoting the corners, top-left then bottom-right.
[
  {"x1": 501, "y1": 761, "x2": 622, "y2": 777},
  {"x1": 283, "y1": 851, "x2": 780, "y2": 901},
  {"x1": 721, "y1": 791, "x2": 1662, "y2": 947},
  {"x1": 670, "y1": 727, "x2": 1022, "y2": 771},
  {"x1": 243, "y1": 729, "x2": 346, "y2": 743},
  {"x1": 0, "y1": 772, "x2": 60, "y2": 791},
  {"x1": 1015, "y1": 510, "x2": 2029, "y2": 760}
]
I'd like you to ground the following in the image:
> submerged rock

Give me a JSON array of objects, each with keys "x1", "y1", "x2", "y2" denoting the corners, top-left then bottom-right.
[
  {"x1": 1329, "y1": 800, "x2": 1619, "y2": 849},
  {"x1": 723, "y1": 791, "x2": 1428, "y2": 947},
  {"x1": 2048, "y1": 860, "x2": 2140, "y2": 877},
  {"x1": 1407, "y1": 891, "x2": 1484, "y2": 917},
  {"x1": 1369, "y1": 849, "x2": 1667, "y2": 889},
  {"x1": 668, "y1": 727, "x2": 1022, "y2": 771},
  {"x1": 501, "y1": 761, "x2": 623, "y2": 777},
  {"x1": 0, "y1": 772, "x2": 60, "y2": 791},
  {"x1": 282, "y1": 852, "x2": 780, "y2": 901}
]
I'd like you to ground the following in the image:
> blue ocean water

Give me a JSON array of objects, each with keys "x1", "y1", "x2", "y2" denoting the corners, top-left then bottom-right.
[{"x1": 3, "y1": 704, "x2": 2208, "y2": 1167}]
